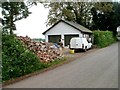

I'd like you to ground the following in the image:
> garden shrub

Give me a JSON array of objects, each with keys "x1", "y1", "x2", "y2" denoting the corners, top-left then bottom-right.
[
  {"x1": 2, "y1": 34, "x2": 48, "y2": 81},
  {"x1": 93, "y1": 30, "x2": 116, "y2": 48}
]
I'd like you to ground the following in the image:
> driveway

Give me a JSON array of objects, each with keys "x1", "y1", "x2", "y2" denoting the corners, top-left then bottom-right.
[
  {"x1": 62, "y1": 47, "x2": 98, "y2": 59},
  {"x1": 4, "y1": 43, "x2": 118, "y2": 88}
]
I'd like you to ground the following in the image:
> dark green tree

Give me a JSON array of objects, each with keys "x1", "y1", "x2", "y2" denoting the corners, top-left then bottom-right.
[
  {"x1": 1, "y1": 1, "x2": 36, "y2": 34},
  {"x1": 91, "y1": 2, "x2": 113, "y2": 30},
  {"x1": 112, "y1": 2, "x2": 120, "y2": 28},
  {"x1": 91, "y1": 2, "x2": 120, "y2": 35},
  {"x1": 43, "y1": 2, "x2": 93, "y2": 28},
  {"x1": 44, "y1": 2, "x2": 120, "y2": 35}
]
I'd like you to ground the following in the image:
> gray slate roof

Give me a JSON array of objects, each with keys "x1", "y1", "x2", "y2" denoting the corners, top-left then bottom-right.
[
  {"x1": 43, "y1": 19, "x2": 92, "y2": 34},
  {"x1": 63, "y1": 20, "x2": 92, "y2": 33}
]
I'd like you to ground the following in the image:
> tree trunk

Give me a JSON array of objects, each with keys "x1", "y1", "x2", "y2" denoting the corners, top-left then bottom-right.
[
  {"x1": 10, "y1": 28, "x2": 13, "y2": 35},
  {"x1": 9, "y1": 10, "x2": 13, "y2": 35}
]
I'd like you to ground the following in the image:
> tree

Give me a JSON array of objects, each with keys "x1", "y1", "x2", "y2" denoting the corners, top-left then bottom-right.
[
  {"x1": 90, "y1": 2, "x2": 120, "y2": 35},
  {"x1": 112, "y1": 2, "x2": 120, "y2": 28},
  {"x1": 43, "y1": 2, "x2": 64, "y2": 26},
  {"x1": 1, "y1": 1, "x2": 36, "y2": 34},
  {"x1": 43, "y1": 2, "x2": 93, "y2": 28},
  {"x1": 44, "y1": 2, "x2": 120, "y2": 35},
  {"x1": 91, "y1": 2, "x2": 113, "y2": 30}
]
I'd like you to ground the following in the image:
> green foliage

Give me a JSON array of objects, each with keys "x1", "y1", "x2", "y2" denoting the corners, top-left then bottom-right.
[
  {"x1": 43, "y1": 2, "x2": 119, "y2": 35},
  {"x1": 43, "y1": 2, "x2": 92, "y2": 27},
  {"x1": 91, "y1": 3, "x2": 113, "y2": 30},
  {"x1": 47, "y1": 57, "x2": 66, "y2": 67},
  {"x1": 113, "y1": 2, "x2": 120, "y2": 29},
  {"x1": 2, "y1": 34, "x2": 46, "y2": 81},
  {"x1": 2, "y1": 35, "x2": 66, "y2": 81},
  {"x1": 93, "y1": 31, "x2": 116, "y2": 48},
  {"x1": 2, "y1": 2, "x2": 30, "y2": 34},
  {"x1": 1, "y1": 1, "x2": 37, "y2": 34},
  {"x1": 91, "y1": 2, "x2": 120, "y2": 35}
]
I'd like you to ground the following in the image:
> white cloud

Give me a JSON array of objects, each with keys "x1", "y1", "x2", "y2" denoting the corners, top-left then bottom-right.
[{"x1": 15, "y1": 3, "x2": 49, "y2": 39}]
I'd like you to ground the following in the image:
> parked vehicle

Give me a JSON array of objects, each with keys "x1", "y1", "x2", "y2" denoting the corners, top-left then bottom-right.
[{"x1": 70, "y1": 37, "x2": 92, "y2": 52}]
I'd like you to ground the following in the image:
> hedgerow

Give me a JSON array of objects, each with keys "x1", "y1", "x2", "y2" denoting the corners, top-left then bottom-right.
[
  {"x1": 2, "y1": 34, "x2": 48, "y2": 81},
  {"x1": 93, "y1": 30, "x2": 116, "y2": 48}
]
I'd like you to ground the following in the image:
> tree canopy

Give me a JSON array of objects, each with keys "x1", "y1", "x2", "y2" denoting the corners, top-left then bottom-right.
[
  {"x1": 43, "y1": 2, "x2": 93, "y2": 28},
  {"x1": 1, "y1": 2, "x2": 120, "y2": 35},
  {"x1": 91, "y1": 2, "x2": 120, "y2": 34},
  {"x1": 43, "y1": 2, "x2": 120, "y2": 34},
  {"x1": 1, "y1": 1, "x2": 36, "y2": 34}
]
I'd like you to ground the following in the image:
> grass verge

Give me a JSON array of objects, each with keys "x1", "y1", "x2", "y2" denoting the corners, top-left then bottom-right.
[{"x1": 2, "y1": 57, "x2": 67, "y2": 86}]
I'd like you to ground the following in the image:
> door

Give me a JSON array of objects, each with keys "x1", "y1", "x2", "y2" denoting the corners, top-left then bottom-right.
[{"x1": 48, "y1": 35, "x2": 61, "y2": 44}]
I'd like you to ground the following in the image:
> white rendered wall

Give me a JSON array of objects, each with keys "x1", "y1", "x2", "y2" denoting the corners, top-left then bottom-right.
[{"x1": 44, "y1": 22, "x2": 82, "y2": 43}]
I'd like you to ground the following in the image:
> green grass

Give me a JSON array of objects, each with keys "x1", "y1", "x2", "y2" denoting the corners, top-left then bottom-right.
[
  {"x1": 39, "y1": 57, "x2": 67, "y2": 69},
  {"x1": 3, "y1": 57, "x2": 67, "y2": 84}
]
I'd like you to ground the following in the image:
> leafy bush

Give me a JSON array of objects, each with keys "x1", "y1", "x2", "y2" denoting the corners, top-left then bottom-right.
[
  {"x1": 2, "y1": 35, "x2": 48, "y2": 81},
  {"x1": 93, "y1": 30, "x2": 116, "y2": 48}
]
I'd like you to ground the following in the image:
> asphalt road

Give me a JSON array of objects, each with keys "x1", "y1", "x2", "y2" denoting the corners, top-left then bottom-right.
[{"x1": 4, "y1": 43, "x2": 118, "y2": 88}]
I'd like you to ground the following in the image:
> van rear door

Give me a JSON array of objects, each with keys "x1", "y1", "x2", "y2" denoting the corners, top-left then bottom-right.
[{"x1": 70, "y1": 38, "x2": 76, "y2": 49}]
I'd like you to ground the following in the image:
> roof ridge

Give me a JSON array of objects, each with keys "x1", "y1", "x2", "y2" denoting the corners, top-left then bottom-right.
[
  {"x1": 43, "y1": 19, "x2": 92, "y2": 35},
  {"x1": 61, "y1": 19, "x2": 92, "y2": 33}
]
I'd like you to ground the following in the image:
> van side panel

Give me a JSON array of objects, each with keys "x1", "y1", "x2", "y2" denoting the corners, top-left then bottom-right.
[{"x1": 70, "y1": 37, "x2": 92, "y2": 50}]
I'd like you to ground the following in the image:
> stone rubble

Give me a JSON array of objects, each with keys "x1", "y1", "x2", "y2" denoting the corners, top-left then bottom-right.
[{"x1": 17, "y1": 36, "x2": 62, "y2": 62}]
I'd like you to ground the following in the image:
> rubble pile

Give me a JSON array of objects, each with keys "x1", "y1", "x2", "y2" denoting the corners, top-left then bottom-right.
[{"x1": 17, "y1": 36, "x2": 62, "y2": 62}]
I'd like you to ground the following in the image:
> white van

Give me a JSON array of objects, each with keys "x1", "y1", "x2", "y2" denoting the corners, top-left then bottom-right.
[{"x1": 70, "y1": 37, "x2": 92, "y2": 51}]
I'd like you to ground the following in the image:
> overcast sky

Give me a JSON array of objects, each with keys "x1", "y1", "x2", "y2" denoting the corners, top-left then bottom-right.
[{"x1": 14, "y1": 3, "x2": 49, "y2": 39}]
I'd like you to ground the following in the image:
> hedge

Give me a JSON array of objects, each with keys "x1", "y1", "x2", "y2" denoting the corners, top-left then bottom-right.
[
  {"x1": 93, "y1": 30, "x2": 116, "y2": 48},
  {"x1": 2, "y1": 34, "x2": 48, "y2": 81}
]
